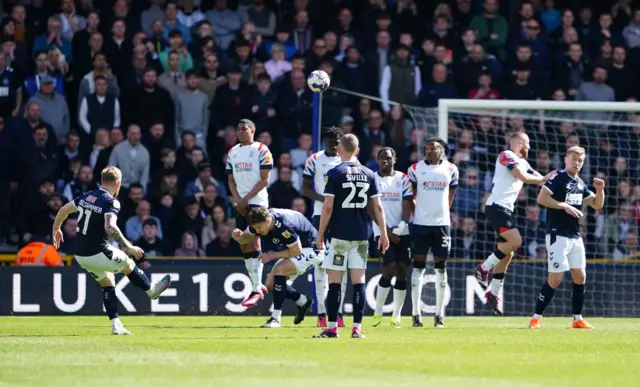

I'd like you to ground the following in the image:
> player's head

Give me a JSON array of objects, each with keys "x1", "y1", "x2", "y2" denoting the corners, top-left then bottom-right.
[
  {"x1": 100, "y1": 166, "x2": 122, "y2": 197},
  {"x1": 236, "y1": 119, "x2": 256, "y2": 145},
  {"x1": 377, "y1": 147, "x2": 396, "y2": 175},
  {"x1": 509, "y1": 131, "x2": 530, "y2": 158},
  {"x1": 247, "y1": 206, "x2": 273, "y2": 235},
  {"x1": 564, "y1": 146, "x2": 586, "y2": 175},
  {"x1": 323, "y1": 126, "x2": 344, "y2": 156},
  {"x1": 337, "y1": 133, "x2": 359, "y2": 160},
  {"x1": 424, "y1": 137, "x2": 445, "y2": 164}
]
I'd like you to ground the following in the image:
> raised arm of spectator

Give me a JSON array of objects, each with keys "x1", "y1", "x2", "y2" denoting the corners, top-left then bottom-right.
[
  {"x1": 379, "y1": 65, "x2": 391, "y2": 113},
  {"x1": 77, "y1": 97, "x2": 91, "y2": 135}
]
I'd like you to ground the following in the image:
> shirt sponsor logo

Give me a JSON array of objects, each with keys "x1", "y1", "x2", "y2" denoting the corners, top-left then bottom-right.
[
  {"x1": 381, "y1": 191, "x2": 401, "y2": 201},
  {"x1": 565, "y1": 193, "x2": 582, "y2": 205},
  {"x1": 234, "y1": 162, "x2": 254, "y2": 172},
  {"x1": 422, "y1": 180, "x2": 447, "y2": 191}
]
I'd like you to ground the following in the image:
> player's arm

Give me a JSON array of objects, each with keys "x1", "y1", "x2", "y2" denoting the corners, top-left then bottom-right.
[
  {"x1": 448, "y1": 164, "x2": 459, "y2": 208},
  {"x1": 584, "y1": 178, "x2": 605, "y2": 210},
  {"x1": 511, "y1": 167, "x2": 547, "y2": 185},
  {"x1": 104, "y1": 213, "x2": 134, "y2": 251},
  {"x1": 270, "y1": 238, "x2": 303, "y2": 260},
  {"x1": 302, "y1": 155, "x2": 324, "y2": 202},
  {"x1": 52, "y1": 201, "x2": 78, "y2": 231},
  {"x1": 233, "y1": 227, "x2": 256, "y2": 245},
  {"x1": 370, "y1": 195, "x2": 387, "y2": 238},
  {"x1": 318, "y1": 195, "x2": 333, "y2": 237},
  {"x1": 537, "y1": 187, "x2": 569, "y2": 209},
  {"x1": 226, "y1": 158, "x2": 241, "y2": 204}
]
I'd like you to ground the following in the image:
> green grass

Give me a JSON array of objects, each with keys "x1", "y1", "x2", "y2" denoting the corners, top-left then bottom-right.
[{"x1": 1, "y1": 316, "x2": 639, "y2": 387}]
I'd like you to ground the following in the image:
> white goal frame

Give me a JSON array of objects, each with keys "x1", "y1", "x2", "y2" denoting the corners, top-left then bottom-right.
[{"x1": 437, "y1": 99, "x2": 640, "y2": 142}]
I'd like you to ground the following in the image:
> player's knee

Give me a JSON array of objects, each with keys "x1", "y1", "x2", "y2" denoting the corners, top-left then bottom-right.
[
  {"x1": 413, "y1": 260, "x2": 426, "y2": 270},
  {"x1": 395, "y1": 264, "x2": 407, "y2": 280},
  {"x1": 265, "y1": 274, "x2": 274, "y2": 291},
  {"x1": 507, "y1": 234, "x2": 523, "y2": 250},
  {"x1": 570, "y1": 269, "x2": 586, "y2": 285},
  {"x1": 381, "y1": 262, "x2": 396, "y2": 278},
  {"x1": 546, "y1": 273, "x2": 563, "y2": 288},
  {"x1": 120, "y1": 259, "x2": 136, "y2": 275}
]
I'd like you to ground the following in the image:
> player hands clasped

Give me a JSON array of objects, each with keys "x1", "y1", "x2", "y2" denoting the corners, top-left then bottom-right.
[
  {"x1": 51, "y1": 167, "x2": 171, "y2": 335},
  {"x1": 476, "y1": 132, "x2": 555, "y2": 315},
  {"x1": 314, "y1": 134, "x2": 388, "y2": 339},
  {"x1": 407, "y1": 138, "x2": 458, "y2": 328},
  {"x1": 226, "y1": 119, "x2": 273, "y2": 308},
  {"x1": 301, "y1": 126, "x2": 348, "y2": 328},
  {"x1": 232, "y1": 208, "x2": 318, "y2": 328},
  {"x1": 530, "y1": 146, "x2": 605, "y2": 329},
  {"x1": 371, "y1": 147, "x2": 413, "y2": 328}
]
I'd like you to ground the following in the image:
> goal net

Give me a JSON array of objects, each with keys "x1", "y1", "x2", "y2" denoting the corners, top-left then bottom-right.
[{"x1": 323, "y1": 88, "x2": 640, "y2": 317}]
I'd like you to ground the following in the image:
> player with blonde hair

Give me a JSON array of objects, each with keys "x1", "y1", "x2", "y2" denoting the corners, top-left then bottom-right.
[
  {"x1": 52, "y1": 166, "x2": 171, "y2": 335},
  {"x1": 530, "y1": 146, "x2": 605, "y2": 329}
]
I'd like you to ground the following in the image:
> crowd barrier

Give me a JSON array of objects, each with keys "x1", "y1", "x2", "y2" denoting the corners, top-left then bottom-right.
[{"x1": 1, "y1": 260, "x2": 638, "y2": 317}]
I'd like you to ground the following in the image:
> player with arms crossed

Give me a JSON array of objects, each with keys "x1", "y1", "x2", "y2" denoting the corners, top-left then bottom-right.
[
  {"x1": 371, "y1": 147, "x2": 413, "y2": 328},
  {"x1": 314, "y1": 134, "x2": 389, "y2": 339},
  {"x1": 232, "y1": 207, "x2": 319, "y2": 328},
  {"x1": 51, "y1": 167, "x2": 171, "y2": 335},
  {"x1": 227, "y1": 119, "x2": 273, "y2": 308},
  {"x1": 408, "y1": 138, "x2": 457, "y2": 328},
  {"x1": 530, "y1": 146, "x2": 604, "y2": 329},
  {"x1": 302, "y1": 126, "x2": 348, "y2": 328},
  {"x1": 475, "y1": 132, "x2": 554, "y2": 314}
]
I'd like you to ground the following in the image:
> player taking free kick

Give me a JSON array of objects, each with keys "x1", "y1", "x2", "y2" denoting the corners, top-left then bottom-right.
[
  {"x1": 476, "y1": 132, "x2": 555, "y2": 314},
  {"x1": 51, "y1": 166, "x2": 171, "y2": 335},
  {"x1": 314, "y1": 134, "x2": 389, "y2": 339},
  {"x1": 232, "y1": 207, "x2": 319, "y2": 328},
  {"x1": 227, "y1": 119, "x2": 274, "y2": 308},
  {"x1": 530, "y1": 146, "x2": 604, "y2": 329}
]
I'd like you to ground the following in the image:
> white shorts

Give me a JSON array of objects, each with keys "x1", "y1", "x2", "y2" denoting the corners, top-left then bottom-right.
[
  {"x1": 75, "y1": 246, "x2": 135, "y2": 281},
  {"x1": 276, "y1": 247, "x2": 323, "y2": 281},
  {"x1": 546, "y1": 235, "x2": 586, "y2": 273},
  {"x1": 322, "y1": 238, "x2": 368, "y2": 272}
]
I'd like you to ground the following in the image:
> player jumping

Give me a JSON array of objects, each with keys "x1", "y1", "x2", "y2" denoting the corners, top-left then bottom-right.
[
  {"x1": 51, "y1": 167, "x2": 171, "y2": 335},
  {"x1": 371, "y1": 147, "x2": 413, "y2": 328},
  {"x1": 530, "y1": 146, "x2": 604, "y2": 329},
  {"x1": 408, "y1": 138, "x2": 458, "y2": 328},
  {"x1": 475, "y1": 132, "x2": 555, "y2": 315},
  {"x1": 232, "y1": 207, "x2": 318, "y2": 328},
  {"x1": 313, "y1": 134, "x2": 389, "y2": 339},
  {"x1": 227, "y1": 119, "x2": 273, "y2": 308},
  {"x1": 302, "y1": 126, "x2": 348, "y2": 328}
]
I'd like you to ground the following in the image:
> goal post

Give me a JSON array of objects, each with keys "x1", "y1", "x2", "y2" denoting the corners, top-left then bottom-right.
[{"x1": 319, "y1": 87, "x2": 640, "y2": 317}]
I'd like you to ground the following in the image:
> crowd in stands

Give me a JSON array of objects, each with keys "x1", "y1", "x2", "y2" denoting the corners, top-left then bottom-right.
[{"x1": 0, "y1": 0, "x2": 638, "y2": 262}]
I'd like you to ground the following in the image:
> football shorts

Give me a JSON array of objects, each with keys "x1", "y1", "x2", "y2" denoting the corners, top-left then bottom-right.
[
  {"x1": 486, "y1": 204, "x2": 516, "y2": 243},
  {"x1": 409, "y1": 225, "x2": 451, "y2": 259},
  {"x1": 376, "y1": 235, "x2": 411, "y2": 266},
  {"x1": 546, "y1": 234, "x2": 586, "y2": 273},
  {"x1": 323, "y1": 238, "x2": 368, "y2": 271},
  {"x1": 75, "y1": 246, "x2": 135, "y2": 281},
  {"x1": 277, "y1": 247, "x2": 324, "y2": 282}
]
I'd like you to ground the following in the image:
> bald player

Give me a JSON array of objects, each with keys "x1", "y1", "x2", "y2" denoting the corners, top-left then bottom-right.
[{"x1": 475, "y1": 132, "x2": 555, "y2": 314}]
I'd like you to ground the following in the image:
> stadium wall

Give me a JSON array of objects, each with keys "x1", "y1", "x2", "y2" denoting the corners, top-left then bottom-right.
[{"x1": 1, "y1": 261, "x2": 638, "y2": 317}]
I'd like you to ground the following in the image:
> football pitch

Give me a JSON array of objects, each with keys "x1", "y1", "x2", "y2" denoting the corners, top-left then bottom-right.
[{"x1": 1, "y1": 316, "x2": 639, "y2": 387}]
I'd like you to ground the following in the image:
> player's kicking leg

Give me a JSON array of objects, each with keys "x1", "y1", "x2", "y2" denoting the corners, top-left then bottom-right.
[
  {"x1": 530, "y1": 236, "x2": 593, "y2": 329},
  {"x1": 79, "y1": 250, "x2": 171, "y2": 335}
]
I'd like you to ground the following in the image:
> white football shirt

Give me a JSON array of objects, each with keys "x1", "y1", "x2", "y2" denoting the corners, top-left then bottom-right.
[
  {"x1": 407, "y1": 160, "x2": 459, "y2": 226},
  {"x1": 486, "y1": 150, "x2": 533, "y2": 211},
  {"x1": 226, "y1": 142, "x2": 273, "y2": 207},
  {"x1": 372, "y1": 171, "x2": 413, "y2": 237},
  {"x1": 302, "y1": 150, "x2": 341, "y2": 216}
]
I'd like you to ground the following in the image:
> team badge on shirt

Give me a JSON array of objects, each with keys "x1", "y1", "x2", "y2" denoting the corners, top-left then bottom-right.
[{"x1": 282, "y1": 230, "x2": 291, "y2": 239}]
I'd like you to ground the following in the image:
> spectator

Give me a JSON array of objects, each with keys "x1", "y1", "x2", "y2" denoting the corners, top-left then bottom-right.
[
  {"x1": 174, "y1": 230, "x2": 205, "y2": 257},
  {"x1": 201, "y1": 203, "x2": 229, "y2": 247},
  {"x1": 93, "y1": 127, "x2": 124, "y2": 177},
  {"x1": 198, "y1": 183, "x2": 227, "y2": 214},
  {"x1": 148, "y1": 18, "x2": 169, "y2": 53},
  {"x1": 268, "y1": 152, "x2": 301, "y2": 191},
  {"x1": 522, "y1": 204, "x2": 546, "y2": 259},
  {"x1": 275, "y1": 68, "x2": 312, "y2": 149},
  {"x1": 144, "y1": 123, "x2": 172, "y2": 173},
  {"x1": 175, "y1": 69, "x2": 209, "y2": 147},
  {"x1": 242, "y1": 0, "x2": 276, "y2": 39},
  {"x1": 27, "y1": 75, "x2": 69, "y2": 145},
  {"x1": 248, "y1": 73, "x2": 277, "y2": 132},
  {"x1": 157, "y1": 50, "x2": 187, "y2": 98},
  {"x1": 25, "y1": 51, "x2": 65, "y2": 98},
  {"x1": 57, "y1": 217, "x2": 77, "y2": 254},
  {"x1": 57, "y1": 0, "x2": 86, "y2": 41},
  {"x1": 613, "y1": 231, "x2": 639, "y2": 260},
  {"x1": 136, "y1": 218, "x2": 171, "y2": 257},
  {"x1": 186, "y1": 161, "x2": 228, "y2": 202},
  {"x1": 175, "y1": 196, "x2": 205, "y2": 244},
  {"x1": 470, "y1": 0, "x2": 508, "y2": 59},
  {"x1": 502, "y1": 62, "x2": 539, "y2": 100},
  {"x1": 102, "y1": 18, "x2": 132, "y2": 79},
  {"x1": 62, "y1": 164, "x2": 96, "y2": 202},
  {"x1": 468, "y1": 73, "x2": 501, "y2": 100},
  {"x1": 141, "y1": 0, "x2": 165, "y2": 34},
  {"x1": 452, "y1": 216, "x2": 487, "y2": 260},
  {"x1": 453, "y1": 167, "x2": 483, "y2": 214},
  {"x1": 263, "y1": 25, "x2": 296, "y2": 61},
  {"x1": 268, "y1": 165, "x2": 299, "y2": 209},
  {"x1": 576, "y1": 65, "x2": 615, "y2": 122},
  {"x1": 608, "y1": 46, "x2": 634, "y2": 101},
  {"x1": 291, "y1": 196, "x2": 307, "y2": 215},
  {"x1": 206, "y1": 0, "x2": 242, "y2": 51},
  {"x1": 264, "y1": 43, "x2": 291, "y2": 82},
  {"x1": 162, "y1": 2, "x2": 191, "y2": 46},
  {"x1": 125, "y1": 200, "x2": 163, "y2": 241},
  {"x1": 77, "y1": 52, "x2": 120, "y2": 109},
  {"x1": 197, "y1": 53, "x2": 226, "y2": 102},
  {"x1": 32, "y1": 16, "x2": 72, "y2": 61},
  {"x1": 88, "y1": 128, "x2": 110, "y2": 171},
  {"x1": 108, "y1": 124, "x2": 150, "y2": 191},
  {"x1": 211, "y1": 65, "x2": 250, "y2": 131},
  {"x1": 78, "y1": 75, "x2": 120, "y2": 140},
  {"x1": 205, "y1": 221, "x2": 241, "y2": 257},
  {"x1": 379, "y1": 44, "x2": 422, "y2": 113},
  {"x1": 601, "y1": 202, "x2": 638, "y2": 256},
  {"x1": 622, "y1": 8, "x2": 640, "y2": 49},
  {"x1": 290, "y1": 132, "x2": 312, "y2": 171},
  {"x1": 177, "y1": 0, "x2": 205, "y2": 29},
  {"x1": 417, "y1": 63, "x2": 459, "y2": 107},
  {"x1": 159, "y1": 30, "x2": 194, "y2": 73}
]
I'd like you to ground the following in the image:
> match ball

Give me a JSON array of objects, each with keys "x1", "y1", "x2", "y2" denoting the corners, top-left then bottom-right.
[{"x1": 307, "y1": 70, "x2": 330, "y2": 93}]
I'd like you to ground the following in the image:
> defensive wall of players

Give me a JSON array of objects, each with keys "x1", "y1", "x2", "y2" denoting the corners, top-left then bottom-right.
[{"x1": 1, "y1": 259, "x2": 638, "y2": 317}]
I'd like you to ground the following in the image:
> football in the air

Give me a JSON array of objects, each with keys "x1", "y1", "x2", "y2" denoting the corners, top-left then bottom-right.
[{"x1": 307, "y1": 70, "x2": 330, "y2": 93}]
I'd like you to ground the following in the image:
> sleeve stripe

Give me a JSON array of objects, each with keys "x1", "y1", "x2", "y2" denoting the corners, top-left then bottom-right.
[
  {"x1": 258, "y1": 143, "x2": 264, "y2": 151},
  {"x1": 542, "y1": 186, "x2": 554, "y2": 194},
  {"x1": 323, "y1": 193, "x2": 335, "y2": 197}
]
